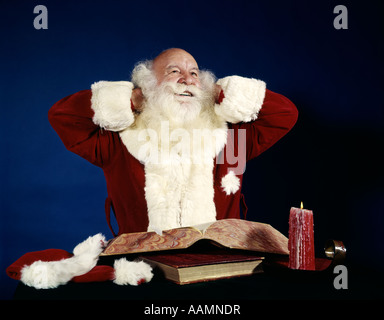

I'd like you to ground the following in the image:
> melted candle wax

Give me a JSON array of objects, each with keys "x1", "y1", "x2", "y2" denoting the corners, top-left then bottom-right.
[{"x1": 288, "y1": 202, "x2": 315, "y2": 270}]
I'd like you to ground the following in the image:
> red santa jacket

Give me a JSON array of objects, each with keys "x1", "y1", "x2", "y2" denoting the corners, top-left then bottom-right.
[{"x1": 48, "y1": 76, "x2": 298, "y2": 236}]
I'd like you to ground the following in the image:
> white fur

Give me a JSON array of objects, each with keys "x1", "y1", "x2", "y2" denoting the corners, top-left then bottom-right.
[
  {"x1": 113, "y1": 258, "x2": 153, "y2": 286},
  {"x1": 118, "y1": 71, "x2": 228, "y2": 232},
  {"x1": 120, "y1": 106, "x2": 227, "y2": 233},
  {"x1": 20, "y1": 234, "x2": 106, "y2": 289},
  {"x1": 221, "y1": 170, "x2": 240, "y2": 195},
  {"x1": 87, "y1": 75, "x2": 266, "y2": 232},
  {"x1": 91, "y1": 81, "x2": 135, "y2": 131},
  {"x1": 215, "y1": 76, "x2": 266, "y2": 123}
]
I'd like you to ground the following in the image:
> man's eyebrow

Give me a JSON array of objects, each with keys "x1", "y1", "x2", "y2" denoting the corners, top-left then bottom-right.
[
  {"x1": 166, "y1": 65, "x2": 179, "y2": 70},
  {"x1": 166, "y1": 65, "x2": 200, "y2": 71}
]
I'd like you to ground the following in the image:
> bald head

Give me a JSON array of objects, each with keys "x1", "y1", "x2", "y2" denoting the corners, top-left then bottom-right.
[
  {"x1": 152, "y1": 48, "x2": 201, "y2": 88},
  {"x1": 153, "y1": 48, "x2": 198, "y2": 67}
]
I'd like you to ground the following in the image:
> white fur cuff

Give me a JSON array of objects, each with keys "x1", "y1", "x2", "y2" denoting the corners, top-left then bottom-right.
[
  {"x1": 113, "y1": 258, "x2": 154, "y2": 286},
  {"x1": 91, "y1": 81, "x2": 135, "y2": 131},
  {"x1": 215, "y1": 76, "x2": 266, "y2": 124}
]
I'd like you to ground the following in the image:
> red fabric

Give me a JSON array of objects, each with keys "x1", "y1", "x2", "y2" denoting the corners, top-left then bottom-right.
[
  {"x1": 217, "y1": 89, "x2": 225, "y2": 104},
  {"x1": 48, "y1": 88, "x2": 298, "y2": 235},
  {"x1": 7, "y1": 249, "x2": 115, "y2": 283},
  {"x1": 6, "y1": 249, "x2": 73, "y2": 280},
  {"x1": 130, "y1": 100, "x2": 136, "y2": 112},
  {"x1": 72, "y1": 265, "x2": 115, "y2": 283}
]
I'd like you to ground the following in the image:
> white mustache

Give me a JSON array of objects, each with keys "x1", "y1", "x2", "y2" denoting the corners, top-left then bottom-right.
[{"x1": 162, "y1": 82, "x2": 204, "y2": 99}]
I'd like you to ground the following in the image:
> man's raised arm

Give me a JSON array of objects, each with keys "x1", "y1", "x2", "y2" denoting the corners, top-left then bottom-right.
[
  {"x1": 48, "y1": 81, "x2": 136, "y2": 167},
  {"x1": 213, "y1": 75, "x2": 298, "y2": 161}
]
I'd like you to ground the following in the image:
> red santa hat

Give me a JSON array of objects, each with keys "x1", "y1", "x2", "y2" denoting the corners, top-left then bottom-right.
[{"x1": 6, "y1": 234, "x2": 153, "y2": 289}]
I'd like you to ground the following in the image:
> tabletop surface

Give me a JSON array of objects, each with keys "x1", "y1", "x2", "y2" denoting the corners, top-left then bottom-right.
[{"x1": 12, "y1": 260, "x2": 383, "y2": 301}]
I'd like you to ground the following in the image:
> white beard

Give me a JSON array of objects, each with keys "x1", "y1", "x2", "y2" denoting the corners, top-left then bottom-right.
[
  {"x1": 142, "y1": 80, "x2": 214, "y2": 125},
  {"x1": 121, "y1": 66, "x2": 228, "y2": 232}
]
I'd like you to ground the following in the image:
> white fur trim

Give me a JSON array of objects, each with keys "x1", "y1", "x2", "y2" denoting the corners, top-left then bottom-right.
[
  {"x1": 91, "y1": 81, "x2": 135, "y2": 131},
  {"x1": 221, "y1": 170, "x2": 240, "y2": 195},
  {"x1": 145, "y1": 161, "x2": 218, "y2": 233},
  {"x1": 113, "y1": 258, "x2": 153, "y2": 286},
  {"x1": 20, "y1": 234, "x2": 106, "y2": 289},
  {"x1": 215, "y1": 76, "x2": 266, "y2": 123},
  {"x1": 120, "y1": 107, "x2": 228, "y2": 232}
]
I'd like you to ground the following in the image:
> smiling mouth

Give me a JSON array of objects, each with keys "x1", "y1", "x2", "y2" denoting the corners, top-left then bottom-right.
[{"x1": 176, "y1": 91, "x2": 193, "y2": 97}]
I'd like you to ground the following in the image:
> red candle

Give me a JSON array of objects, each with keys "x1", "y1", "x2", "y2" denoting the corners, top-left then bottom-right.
[{"x1": 288, "y1": 202, "x2": 315, "y2": 270}]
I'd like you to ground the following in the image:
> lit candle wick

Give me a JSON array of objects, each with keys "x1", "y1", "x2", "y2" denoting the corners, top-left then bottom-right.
[{"x1": 300, "y1": 201, "x2": 304, "y2": 209}]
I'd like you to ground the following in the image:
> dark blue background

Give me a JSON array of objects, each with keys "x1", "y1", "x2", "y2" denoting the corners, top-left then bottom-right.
[{"x1": 1, "y1": 0, "x2": 383, "y2": 299}]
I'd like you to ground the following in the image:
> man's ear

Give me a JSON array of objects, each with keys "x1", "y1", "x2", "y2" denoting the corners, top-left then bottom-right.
[{"x1": 131, "y1": 87, "x2": 144, "y2": 112}]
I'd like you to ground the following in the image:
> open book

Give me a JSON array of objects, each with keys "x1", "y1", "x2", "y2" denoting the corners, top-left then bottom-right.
[{"x1": 100, "y1": 218, "x2": 289, "y2": 256}]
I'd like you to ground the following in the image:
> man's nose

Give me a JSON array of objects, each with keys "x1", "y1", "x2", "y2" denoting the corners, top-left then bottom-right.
[{"x1": 178, "y1": 74, "x2": 195, "y2": 86}]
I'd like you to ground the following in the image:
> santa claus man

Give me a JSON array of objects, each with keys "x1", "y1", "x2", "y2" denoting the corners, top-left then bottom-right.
[
  {"x1": 48, "y1": 48, "x2": 298, "y2": 236},
  {"x1": 8, "y1": 48, "x2": 299, "y2": 290}
]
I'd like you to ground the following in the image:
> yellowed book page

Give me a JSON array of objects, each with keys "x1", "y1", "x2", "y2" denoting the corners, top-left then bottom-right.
[
  {"x1": 101, "y1": 227, "x2": 203, "y2": 256},
  {"x1": 202, "y1": 219, "x2": 289, "y2": 255},
  {"x1": 101, "y1": 218, "x2": 289, "y2": 256}
]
